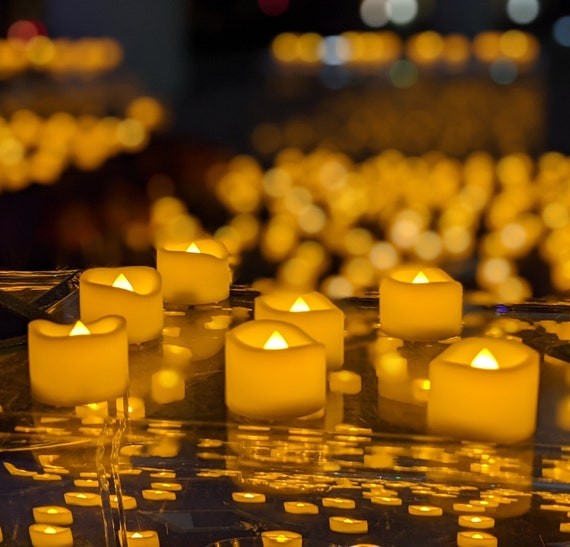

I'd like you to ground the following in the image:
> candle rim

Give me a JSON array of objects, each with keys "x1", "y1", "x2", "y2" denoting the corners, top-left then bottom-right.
[
  {"x1": 387, "y1": 265, "x2": 456, "y2": 284},
  {"x1": 160, "y1": 238, "x2": 229, "y2": 259},
  {"x1": 228, "y1": 319, "x2": 324, "y2": 350},
  {"x1": 29, "y1": 315, "x2": 127, "y2": 339},
  {"x1": 255, "y1": 290, "x2": 340, "y2": 313},
  {"x1": 81, "y1": 266, "x2": 162, "y2": 296}
]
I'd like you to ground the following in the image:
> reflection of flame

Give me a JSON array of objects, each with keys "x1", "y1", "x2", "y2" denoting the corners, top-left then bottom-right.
[
  {"x1": 264, "y1": 330, "x2": 288, "y2": 350},
  {"x1": 69, "y1": 320, "x2": 90, "y2": 336},
  {"x1": 186, "y1": 242, "x2": 200, "y2": 253},
  {"x1": 471, "y1": 348, "x2": 499, "y2": 370},
  {"x1": 290, "y1": 296, "x2": 310, "y2": 312},
  {"x1": 412, "y1": 271, "x2": 429, "y2": 284},
  {"x1": 112, "y1": 273, "x2": 134, "y2": 291}
]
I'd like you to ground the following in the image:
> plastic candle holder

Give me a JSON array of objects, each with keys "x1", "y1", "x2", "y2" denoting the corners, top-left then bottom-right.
[
  {"x1": 427, "y1": 336, "x2": 540, "y2": 443},
  {"x1": 28, "y1": 524, "x2": 73, "y2": 546},
  {"x1": 32, "y1": 506, "x2": 73, "y2": 526},
  {"x1": 329, "y1": 517, "x2": 368, "y2": 534},
  {"x1": 261, "y1": 530, "x2": 302, "y2": 547},
  {"x1": 79, "y1": 266, "x2": 163, "y2": 344},
  {"x1": 225, "y1": 320, "x2": 327, "y2": 420},
  {"x1": 28, "y1": 316, "x2": 129, "y2": 406},
  {"x1": 456, "y1": 531, "x2": 497, "y2": 547},
  {"x1": 379, "y1": 266, "x2": 462, "y2": 341},
  {"x1": 157, "y1": 238, "x2": 230, "y2": 306},
  {"x1": 120, "y1": 530, "x2": 160, "y2": 547},
  {"x1": 458, "y1": 515, "x2": 495, "y2": 529},
  {"x1": 254, "y1": 290, "x2": 345, "y2": 370}
]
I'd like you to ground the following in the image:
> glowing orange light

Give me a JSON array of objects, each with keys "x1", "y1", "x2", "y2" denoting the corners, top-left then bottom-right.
[
  {"x1": 290, "y1": 296, "x2": 310, "y2": 312},
  {"x1": 264, "y1": 330, "x2": 288, "y2": 350},
  {"x1": 186, "y1": 242, "x2": 200, "y2": 253},
  {"x1": 112, "y1": 273, "x2": 134, "y2": 292},
  {"x1": 412, "y1": 271, "x2": 429, "y2": 284},
  {"x1": 131, "y1": 533, "x2": 143, "y2": 539},
  {"x1": 69, "y1": 320, "x2": 90, "y2": 336},
  {"x1": 471, "y1": 348, "x2": 499, "y2": 370},
  {"x1": 44, "y1": 527, "x2": 57, "y2": 534}
]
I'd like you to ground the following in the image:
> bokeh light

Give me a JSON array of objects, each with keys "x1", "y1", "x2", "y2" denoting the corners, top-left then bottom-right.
[{"x1": 506, "y1": 0, "x2": 540, "y2": 25}]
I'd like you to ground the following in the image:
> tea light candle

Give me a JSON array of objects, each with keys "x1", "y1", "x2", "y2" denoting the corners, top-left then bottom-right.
[
  {"x1": 121, "y1": 531, "x2": 160, "y2": 547},
  {"x1": 28, "y1": 316, "x2": 128, "y2": 406},
  {"x1": 453, "y1": 503, "x2": 485, "y2": 514},
  {"x1": 142, "y1": 489, "x2": 176, "y2": 501},
  {"x1": 29, "y1": 524, "x2": 73, "y2": 546},
  {"x1": 427, "y1": 336, "x2": 540, "y2": 443},
  {"x1": 73, "y1": 479, "x2": 98, "y2": 488},
  {"x1": 283, "y1": 501, "x2": 319, "y2": 514},
  {"x1": 80, "y1": 266, "x2": 163, "y2": 344},
  {"x1": 329, "y1": 517, "x2": 368, "y2": 534},
  {"x1": 457, "y1": 531, "x2": 497, "y2": 547},
  {"x1": 157, "y1": 239, "x2": 230, "y2": 306},
  {"x1": 232, "y1": 492, "x2": 266, "y2": 504},
  {"x1": 63, "y1": 492, "x2": 101, "y2": 507},
  {"x1": 379, "y1": 266, "x2": 462, "y2": 341},
  {"x1": 225, "y1": 320, "x2": 326, "y2": 420},
  {"x1": 458, "y1": 515, "x2": 495, "y2": 529},
  {"x1": 322, "y1": 497, "x2": 356, "y2": 509},
  {"x1": 33, "y1": 506, "x2": 73, "y2": 526},
  {"x1": 371, "y1": 496, "x2": 402, "y2": 506},
  {"x1": 408, "y1": 505, "x2": 443, "y2": 517},
  {"x1": 261, "y1": 530, "x2": 302, "y2": 547},
  {"x1": 254, "y1": 291, "x2": 345, "y2": 369},
  {"x1": 150, "y1": 482, "x2": 182, "y2": 492},
  {"x1": 110, "y1": 495, "x2": 138, "y2": 510}
]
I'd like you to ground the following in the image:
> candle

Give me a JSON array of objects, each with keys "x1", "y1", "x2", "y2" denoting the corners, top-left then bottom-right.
[
  {"x1": 408, "y1": 505, "x2": 443, "y2": 517},
  {"x1": 427, "y1": 336, "x2": 540, "y2": 443},
  {"x1": 79, "y1": 266, "x2": 163, "y2": 344},
  {"x1": 120, "y1": 531, "x2": 160, "y2": 547},
  {"x1": 379, "y1": 266, "x2": 462, "y2": 341},
  {"x1": 283, "y1": 501, "x2": 319, "y2": 514},
  {"x1": 329, "y1": 517, "x2": 368, "y2": 534},
  {"x1": 225, "y1": 320, "x2": 326, "y2": 420},
  {"x1": 254, "y1": 291, "x2": 345, "y2": 369},
  {"x1": 156, "y1": 238, "x2": 230, "y2": 306},
  {"x1": 458, "y1": 515, "x2": 495, "y2": 529},
  {"x1": 142, "y1": 489, "x2": 176, "y2": 501},
  {"x1": 453, "y1": 503, "x2": 486, "y2": 514},
  {"x1": 117, "y1": 396, "x2": 146, "y2": 419},
  {"x1": 28, "y1": 316, "x2": 128, "y2": 406},
  {"x1": 261, "y1": 530, "x2": 302, "y2": 547},
  {"x1": 322, "y1": 497, "x2": 356, "y2": 509},
  {"x1": 329, "y1": 370, "x2": 362, "y2": 394},
  {"x1": 73, "y1": 479, "x2": 98, "y2": 488},
  {"x1": 110, "y1": 495, "x2": 138, "y2": 510},
  {"x1": 456, "y1": 531, "x2": 497, "y2": 547},
  {"x1": 370, "y1": 496, "x2": 402, "y2": 506},
  {"x1": 63, "y1": 492, "x2": 101, "y2": 507},
  {"x1": 150, "y1": 482, "x2": 182, "y2": 492},
  {"x1": 33, "y1": 506, "x2": 73, "y2": 526},
  {"x1": 29, "y1": 524, "x2": 73, "y2": 547},
  {"x1": 150, "y1": 369, "x2": 185, "y2": 404},
  {"x1": 232, "y1": 492, "x2": 266, "y2": 503}
]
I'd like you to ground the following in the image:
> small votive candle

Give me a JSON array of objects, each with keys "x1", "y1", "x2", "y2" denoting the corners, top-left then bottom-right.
[
  {"x1": 142, "y1": 489, "x2": 176, "y2": 501},
  {"x1": 371, "y1": 496, "x2": 402, "y2": 506},
  {"x1": 33, "y1": 506, "x2": 73, "y2": 526},
  {"x1": 408, "y1": 505, "x2": 443, "y2": 517},
  {"x1": 150, "y1": 369, "x2": 185, "y2": 404},
  {"x1": 225, "y1": 320, "x2": 326, "y2": 420},
  {"x1": 232, "y1": 492, "x2": 266, "y2": 504},
  {"x1": 80, "y1": 266, "x2": 163, "y2": 344},
  {"x1": 427, "y1": 336, "x2": 540, "y2": 443},
  {"x1": 456, "y1": 531, "x2": 497, "y2": 547},
  {"x1": 458, "y1": 515, "x2": 495, "y2": 529},
  {"x1": 261, "y1": 530, "x2": 302, "y2": 547},
  {"x1": 254, "y1": 291, "x2": 345, "y2": 370},
  {"x1": 73, "y1": 479, "x2": 98, "y2": 488},
  {"x1": 283, "y1": 501, "x2": 319, "y2": 514},
  {"x1": 453, "y1": 503, "x2": 486, "y2": 514},
  {"x1": 29, "y1": 524, "x2": 73, "y2": 546},
  {"x1": 110, "y1": 495, "x2": 137, "y2": 510},
  {"x1": 380, "y1": 266, "x2": 462, "y2": 341},
  {"x1": 150, "y1": 482, "x2": 182, "y2": 492},
  {"x1": 322, "y1": 497, "x2": 356, "y2": 509},
  {"x1": 329, "y1": 517, "x2": 368, "y2": 534},
  {"x1": 120, "y1": 530, "x2": 160, "y2": 547},
  {"x1": 157, "y1": 238, "x2": 230, "y2": 306},
  {"x1": 63, "y1": 492, "x2": 101, "y2": 507},
  {"x1": 28, "y1": 316, "x2": 128, "y2": 406}
]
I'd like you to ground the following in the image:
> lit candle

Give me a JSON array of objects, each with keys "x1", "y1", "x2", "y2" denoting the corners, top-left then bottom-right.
[
  {"x1": 328, "y1": 370, "x2": 361, "y2": 394},
  {"x1": 120, "y1": 530, "x2": 160, "y2": 547},
  {"x1": 408, "y1": 505, "x2": 443, "y2": 517},
  {"x1": 150, "y1": 482, "x2": 182, "y2": 492},
  {"x1": 329, "y1": 517, "x2": 368, "y2": 534},
  {"x1": 453, "y1": 503, "x2": 485, "y2": 514},
  {"x1": 142, "y1": 489, "x2": 176, "y2": 501},
  {"x1": 379, "y1": 266, "x2": 462, "y2": 341},
  {"x1": 322, "y1": 497, "x2": 356, "y2": 509},
  {"x1": 28, "y1": 316, "x2": 128, "y2": 406},
  {"x1": 79, "y1": 266, "x2": 163, "y2": 344},
  {"x1": 370, "y1": 496, "x2": 402, "y2": 506},
  {"x1": 73, "y1": 479, "x2": 98, "y2": 488},
  {"x1": 254, "y1": 291, "x2": 345, "y2": 370},
  {"x1": 261, "y1": 530, "x2": 302, "y2": 547},
  {"x1": 232, "y1": 492, "x2": 266, "y2": 504},
  {"x1": 28, "y1": 524, "x2": 73, "y2": 546},
  {"x1": 458, "y1": 515, "x2": 495, "y2": 529},
  {"x1": 427, "y1": 336, "x2": 540, "y2": 443},
  {"x1": 225, "y1": 320, "x2": 326, "y2": 420},
  {"x1": 32, "y1": 506, "x2": 73, "y2": 526},
  {"x1": 456, "y1": 531, "x2": 497, "y2": 547},
  {"x1": 150, "y1": 369, "x2": 185, "y2": 404},
  {"x1": 117, "y1": 396, "x2": 146, "y2": 419},
  {"x1": 156, "y1": 238, "x2": 230, "y2": 306},
  {"x1": 110, "y1": 495, "x2": 138, "y2": 510},
  {"x1": 63, "y1": 492, "x2": 101, "y2": 507},
  {"x1": 283, "y1": 501, "x2": 319, "y2": 514}
]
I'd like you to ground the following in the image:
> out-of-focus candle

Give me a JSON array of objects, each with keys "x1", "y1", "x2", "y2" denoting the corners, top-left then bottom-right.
[
  {"x1": 283, "y1": 501, "x2": 319, "y2": 514},
  {"x1": 322, "y1": 497, "x2": 356, "y2": 509},
  {"x1": 329, "y1": 517, "x2": 368, "y2": 534},
  {"x1": 254, "y1": 291, "x2": 345, "y2": 369},
  {"x1": 232, "y1": 492, "x2": 266, "y2": 504},
  {"x1": 80, "y1": 266, "x2": 163, "y2": 344},
  {"x1": 63, "y1": 492, "x2": 101, "y2": 507},
  {"x1": 120, "y1": 530, "x2": 160, "y2": 547},
  {"x1": 150, "y1": 369, "x2": 185, "y2": 404},
  {"x1": 456, "y1": 531, "x2": 497, "y2": 547},
  {"x1": 371, "y1": 496, "x2": 402, "y2": 506},
  {"x1": 110, "y1": 495, "x2": 137, "y2": 510},
  {"x1": 73, "y1": 479, "x2": 98, "y2": 488},
  {"x1": 261, "y1": 530, "x2": 302, "y2": 547},
  {"x1": 458, "y1": 515, "x2": 495, "y2": 529},
  {"x1": 408, "y1": 505, "x2": 443, "y2": 517},
  {"x1": 225, "y1": 320, "x2": 326, "y2": 420},
  {"x1": 453, "y1": 503, "x2": 485, "y2": 514},
  {"x1": 157, "y1": 238, "x2": 230, "y2": 306},
  {"x1": 150, "y1": 482, "x2": 182, "y2": 492},
  {"x1": 379, "y1": 266, "x2": 462, "y2": 341},
  {"x1": 29, "y1": 524, "x2": 73, "y2": 546},
  {"x1": 142, "y1": 489, "x2": 176, "y2": 501},
  {"x1": 427, "y1": 336, "x2": 540, "y2": 443},
  {"x1": 28, "y1": 317, "x2": 128, "y2": 406},
  {"x1": 33, "y1": 506, "x2": 73, "y2": 526},
  {"x1": 117, "y1": 396, "x2": 146, "y2": 419}
]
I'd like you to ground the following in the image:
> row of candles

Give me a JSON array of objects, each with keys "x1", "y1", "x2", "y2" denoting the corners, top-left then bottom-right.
[{"x1": 27, "y1": 238, "x2": 540, "y2": 445}]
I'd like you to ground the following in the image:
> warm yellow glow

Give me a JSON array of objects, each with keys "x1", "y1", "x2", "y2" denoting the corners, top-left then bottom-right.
[
  {"x1": 473, "y1": 534, "x2": 484, "y2": 540},
  {"x1": 131, "y1": 533, "x2": 143, "y2": 539},
  {"x1": 264, "y1": 330, "x2": 289, "y2": 350},
  {"x1": 186, "y1": 242, "x2": 200, "y2": 253},
  {"x1": 471, "y1": 348, "x2": 499, "y2": 370},
  {"x1": 412, "y1": 271, "x2": 429, "y2": 284},
  {"x1": 343, "y1": 518, "x2": 354, "y2": 523},
  {"x1": 69, "y1": 320, "x2": 90, "y2": 336},
  {"x1": 47, "y1": 508, "x2": 58, "y2": 514},
  {"x1": 290, "y1": 296, "x2": 310, "y2": 312},
  {"x1": 45, "y1": 527, "x2": 57, "y2": 534},
  {"x1": 112, "y1": 273, "x2": 134, "y2": 292},
  {"x1": 419, "y1": 506, "x2": 431, "y2": 511}
]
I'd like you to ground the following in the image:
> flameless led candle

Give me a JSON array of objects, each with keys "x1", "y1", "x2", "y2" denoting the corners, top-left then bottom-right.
[
  {"x1": 63, "y1": 492, "x2": 101, "y2": 507},
  {"x1": 408, "y1": 505, "x2": 443, "y2": 517},
  {"x1": 329, "y1": 517, "x2": 368, "y2": 534},
  {"x1": 371, "y1": 496, "x2": 402, "y2": 506},
  {"x1": 283, "y1": 501, "x2": 319, "y2": 514},
  {"x1": 33, "y1": 506, "x2": 73, "y2": 526},
  {"x1": 121, "y1": 531, "x2": 160, "y2": 547},
  {"x1": 157, "y1": 238, "x2": 230, "y2": 306},
  {"x1": 79, "y1": 266, "x2": 163, "y2": 344},
  {"x1": 29, "y1": 524, "x2": 73, "y2": 547},
  {"x1": 458, "y1": 515, "x2": 495, "y2": 529},
  {"x1": 110, "y1": 495, "x2": 137, "y2": 510},
  {"x1": 379, "y1": 266, "x2": 462, "y2": 341},
  {"x1": 232, "y1": 492, "x2": 266, "y2": 503},
  {"x1": 28, "y1": 316, "x2": 129, "y2": 406},
  {"x1": 225, "y1": 320, "x2": 327, "y2": 420},
  {"x1": 456, "y1": 531, "x2": 497, "y2": 547},
  {"x1": 322, "y1": 497, "x2": 356, "y2": 509},
  {"x1": 261, "y1": 530, "x2": 303, "y2": 547},
  {"x1": 427, "y1": 336, "x2": 540, "y2": 443},
  {"x1": 142, "y1": 489, "x2": 176, "y2": 501},
  {"x1": 254, "y1": 291, "x2": 345, "y2": 369}
]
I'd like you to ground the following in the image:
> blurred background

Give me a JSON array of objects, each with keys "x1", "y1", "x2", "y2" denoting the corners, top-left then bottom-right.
[{"x1": 1, "y1": 0, "x2": 570, "y2": 301}]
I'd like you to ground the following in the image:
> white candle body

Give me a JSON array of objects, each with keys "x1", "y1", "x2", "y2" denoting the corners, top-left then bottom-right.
[
  {"x1": 28, "y1": 316, "x2": 129, "y2": 406},
  {"x1": 225, "y1": 320, "x2": 327, "y2": 420},
  {"x1": 80, "y1": 266, "x2": 163, "y2": 344},
  {"x1": 32, "y1": 506, "x2": 73, "y2": 526},
  {"x1": 380, "y1": 266, "x2": 462, "y2": 341},
  {"x1": 29, "y1": 524, "x2": 73, "y2": 546},
  {"x1": 157, "y1": 239, "x2": 230, "y2": 305},
  {"x1": 254, "y1": 291, "x2": 344, "y2": 370},
  {"x1": 427, "y1": 336, "x2": 540, "y2": 443}
]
